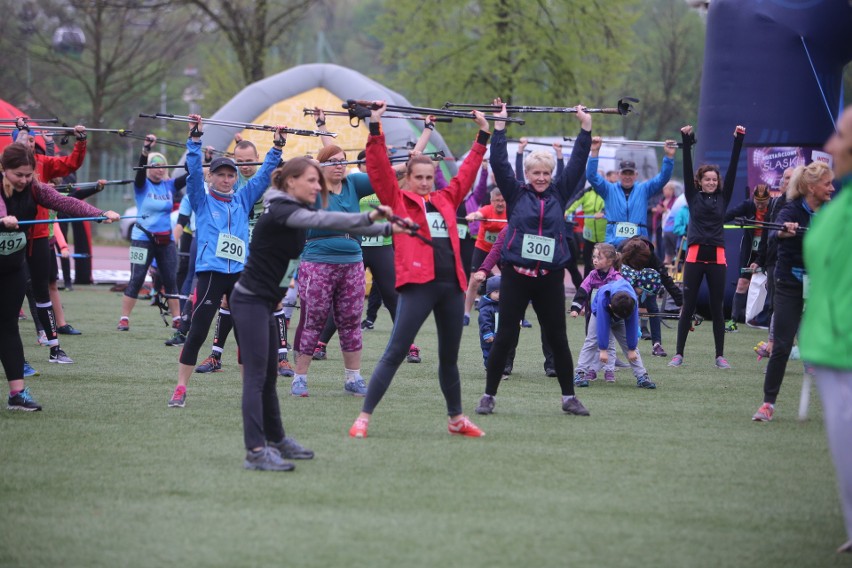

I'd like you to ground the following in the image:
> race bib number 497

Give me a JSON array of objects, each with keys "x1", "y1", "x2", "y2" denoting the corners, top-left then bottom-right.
[{"x1": 0, "y1": 232, "x2": 26, "y2": 256}]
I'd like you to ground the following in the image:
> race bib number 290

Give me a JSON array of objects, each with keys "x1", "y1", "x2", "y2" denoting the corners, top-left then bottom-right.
[
  {"x1": 216, "y1": 233, "x2": 247, "y2": 263},
  {"x1": 0, "y1": 232, "x2": 26, "y2": 255},
  {"x1": 521, "y1": 234, "x2": 555, "y2": 263}
]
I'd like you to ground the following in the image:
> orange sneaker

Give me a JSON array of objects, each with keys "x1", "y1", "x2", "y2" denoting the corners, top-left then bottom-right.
[
  {"x1": 349, "y1": 418, "x2": 369, "y2": 438},
  {"x1": 448, "y1": 415, "x2": 485, "y2": 437},
  {"x1": 752, "y1": 402, "x2": 774, "y2": 422}
]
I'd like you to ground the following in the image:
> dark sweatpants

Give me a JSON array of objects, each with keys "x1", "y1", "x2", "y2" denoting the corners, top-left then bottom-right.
[
  {"x1": 362, "y1": 280, "x2": 464, "y2": 416},
  {"x1": 230, "y1": 287, "x2": 286, "y2": 450},
  {"x1": 1, "y1": 266, "x2": 27, "y2": 382},
  {"x1": 179, "y1": 271, "x2": 240, "y2": 366},
  {"x1": 762, "y1": 279, "x2": 803, "y2": 404},
  {"x1": 484, "y1": 267, "x2": 575, "y2": 397}
]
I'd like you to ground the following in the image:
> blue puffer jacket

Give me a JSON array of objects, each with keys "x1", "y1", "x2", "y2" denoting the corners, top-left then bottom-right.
[
  {"x1": 490, "y1": 128, "x2": 591, "y2": 271},
  {"x1": 186, "y1": 139, "x2": 281, "y2": 274},
  {"x1": 585, "y1": 155, "x2": 674, "y2": 245}
]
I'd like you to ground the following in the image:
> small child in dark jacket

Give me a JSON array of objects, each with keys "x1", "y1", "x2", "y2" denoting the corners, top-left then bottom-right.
[{"x1": 478, "y1": 275, "x2": 501, "y2": 367}]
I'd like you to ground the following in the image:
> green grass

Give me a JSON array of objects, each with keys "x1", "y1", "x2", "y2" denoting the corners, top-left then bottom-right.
[{"x1": 0, "y1": 287, "x2": 846, "y2": 567}]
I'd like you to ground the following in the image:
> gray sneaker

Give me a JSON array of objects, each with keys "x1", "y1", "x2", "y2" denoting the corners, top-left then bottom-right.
[
  {"x1": 562, "y1": 397, "x2": 590, "y2": 416},
  {"x1": 244, "y1": 447, "x2": 295, "y2": 472},
  {"x1": 268, "y1": 436, "x2": 314, "y2": 460},
  {"x1": 668, "y1": 354, "x2": 684, "y2": 367},
  {"x1": 475, "y1": 394, "x2": 495, "y2": 415},
  {"x1": 344, "y1": 375, "x2": 368, "y2": 397},
  {"x1": 48, "y1": 348, "x2": 74, "y2": 364},
  {"x1": 715, "y1": 356, "x2": 732, "y2": 369}
]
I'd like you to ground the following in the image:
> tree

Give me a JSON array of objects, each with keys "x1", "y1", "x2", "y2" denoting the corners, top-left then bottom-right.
[
  {"x1": 617, "y1": 0, "x2": 704, "y2": 141},
  {"x1": 17, "y1": 0, "x2": 202, "y2": 173},
  {"x1": 179, "y1": 0, "x2": 316, "y2": 86},
  {"x1": 369, "y1": 0, "x2": 639, "y2": 152}
]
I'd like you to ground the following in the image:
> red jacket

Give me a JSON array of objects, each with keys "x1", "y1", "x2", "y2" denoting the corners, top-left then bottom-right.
[
  {"x1": 366, "y1": 129, "x2": 487, "y2": 291},
  {"x1": 30, "y1": 140, "x2": 87, "y2": 239}
]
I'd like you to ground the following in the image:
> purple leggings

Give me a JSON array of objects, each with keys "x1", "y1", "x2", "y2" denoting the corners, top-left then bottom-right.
[{"x1": 294, "y1": 261, "x2": 365, "y2": 354}]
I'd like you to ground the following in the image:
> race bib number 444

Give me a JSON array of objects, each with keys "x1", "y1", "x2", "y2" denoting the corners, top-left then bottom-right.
[
  {"x1": 521, "y1": 234, "x2": 555, "y2": 263},
  {"x1": 216, "y1": 233, "x2": 247, "y2": 263},
  {"x1": 0, "y1": 232, "x2": 26, "y2": 255},
  {"x1": 426, "y1": 212, "x2": 449, "y2": 238}
]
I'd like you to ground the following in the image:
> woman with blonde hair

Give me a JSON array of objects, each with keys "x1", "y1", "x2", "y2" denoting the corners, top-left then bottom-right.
[{"x1": 752, "y1": 160, "x2": 834, "y2": 421}]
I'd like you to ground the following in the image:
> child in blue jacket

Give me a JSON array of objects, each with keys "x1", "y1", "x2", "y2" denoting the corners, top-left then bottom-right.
[{"x1": 478, "y1": 275, "x2": 502, "y2": 367}]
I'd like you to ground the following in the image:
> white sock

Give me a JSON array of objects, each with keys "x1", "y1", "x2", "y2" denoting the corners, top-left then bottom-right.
[
  {"x1": 344, "y1": 368, "x2": 360, "y2": 381},
  {"x1": 562, "y1": 395, "x2": 575, "y2": 403}
]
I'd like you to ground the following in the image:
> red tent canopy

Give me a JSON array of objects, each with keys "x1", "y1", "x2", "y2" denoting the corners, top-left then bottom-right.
[{"x1": 0, "y1": 98, "x2": 47, "y2": 153}]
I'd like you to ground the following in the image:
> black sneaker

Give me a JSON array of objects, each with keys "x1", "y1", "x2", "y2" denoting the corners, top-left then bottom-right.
[
  {"x1": 562, "y1": 397, "x2": 590, "y2": 416},
  {"x1": 544, "y1": 367, "x2": 557, "y2": 377},
  {"x1": 244, "y1": 447, "x2": 295, "y2": 472},
  {"x1": 360, "y1": 319, "x2": 374, "y2": 330},
  {"x1": 636, "y1": 374, "x2": 657, "y2": 389},
  {"x1": 312, "y1": 342, "x2": 327, "y2": 361},
  {"x1": 475, "y1": 394, "x2": 495, "y2": 415},
  {"x1": 406, "y1": 345, "x2": 421, "y2": 364},
  {"x1": 195, "y1": 355, "x2": 222, "y2": 373},
  {"x1": 7, "y1": 388, "x2": 42, "y2": 411},
  {"x1": 56, "y1": 324, "x2": 82, "y2": 335},
  {"x1": 49, "y1": 347, "x2": 74, "y2": 364},
  {"x1": 268, "y1": 436, "x2": 314, "y2": 460},
  {"x1": 165, "y1": 331, "x2": 186, "y2": 346}
]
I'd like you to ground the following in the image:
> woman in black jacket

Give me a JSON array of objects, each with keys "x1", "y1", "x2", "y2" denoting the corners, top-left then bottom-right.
[{"x1": 668, "y1": 124, "x2": 745, "y2": 369}]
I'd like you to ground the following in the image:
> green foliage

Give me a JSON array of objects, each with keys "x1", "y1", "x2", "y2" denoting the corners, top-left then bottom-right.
[
  {"x1": 370, "y1": 0, "x2": 640, "y2": 154},
  {"x1": 0, "y1": 285, "x2": 847, "y2": 567}
]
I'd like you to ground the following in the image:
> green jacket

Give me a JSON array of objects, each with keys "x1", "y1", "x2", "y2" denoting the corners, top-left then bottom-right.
[
  {"x1": 566, "y1": 190, "x2": 607, "y2": 243},
  {"x1": 799, "y1": 176, "x2": 852, "y2": 369}
]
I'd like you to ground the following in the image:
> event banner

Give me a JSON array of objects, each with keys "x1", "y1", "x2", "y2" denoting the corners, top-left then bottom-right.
[{"x1": 747, "y1": 146, "x2": 833, "y2": 191}]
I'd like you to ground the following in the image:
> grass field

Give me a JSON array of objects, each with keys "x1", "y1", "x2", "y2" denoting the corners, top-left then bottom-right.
[{"x1": 0, "y1": 286, "x2": 846, "y2": 567}]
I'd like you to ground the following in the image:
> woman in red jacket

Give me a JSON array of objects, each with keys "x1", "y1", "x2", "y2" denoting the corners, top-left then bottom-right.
[{"x1": 348, "y1": 102, "x2": 490, "y2": 439}]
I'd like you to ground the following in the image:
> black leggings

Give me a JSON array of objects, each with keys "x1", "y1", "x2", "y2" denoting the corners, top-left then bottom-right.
[
  {"x1": 124, "y1": 239, "x2": 179, "y2": 298},
  {"x1": 179, "y1": 271, "x2": 240, "y2": 366},
  {"x1": 485, "y1": 267, "x2": 575, "y2": 397},
  {"x1": 762, "y1": 279, "x2": 803, "y2": 404},
  {"x1": 676, "y1": 261, "x2": 726, "y2": 357},
  {"x1": 25, "y1": 238, "x2": 58, "y2": 345},
  {"x1": 363, "y1": 280, "x2": 464, "y2": 416},
  {"x1": 230, "y1": 287, "x2": 286, "y2": 450},
  {"x1": 1, "y1": 266, "x2": 27, "y2": 382}
]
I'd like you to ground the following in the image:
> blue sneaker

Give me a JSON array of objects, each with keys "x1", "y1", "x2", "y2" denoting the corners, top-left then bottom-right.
[
  {"x1": 573, "y1": 371, "x2": 589, "y2": 388},
  {"x1": 463, "y1": 314, "x2": 470, "y2": 326},
  {"x1": 636, "y1": 374, "x2": 657, "y2": 389},
  {"x1": 291, "y1": 376, "x2": 309, "y2": 397},
  {"x1": 23, "y1": 361, "x2": 39, "y2": 377},
  {"x1": 344, "y1": 375, "x2": 368, "y2": 397}
]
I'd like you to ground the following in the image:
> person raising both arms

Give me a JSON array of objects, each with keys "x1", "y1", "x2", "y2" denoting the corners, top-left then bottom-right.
[{"x1": 348, "y1": 102, "x2": 491, "y2": 439}]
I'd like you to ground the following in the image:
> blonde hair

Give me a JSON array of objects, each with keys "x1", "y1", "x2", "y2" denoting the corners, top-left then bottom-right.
[
  {"x1": 523, "y1": 150, "x2": 555, "y2": 175},
  {"x1": 786, "y1": 161, "x2": 832, "y2": 201}
]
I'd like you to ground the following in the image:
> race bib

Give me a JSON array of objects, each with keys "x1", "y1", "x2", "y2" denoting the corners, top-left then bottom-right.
[
  {"x1": 484, "y1": 231, "x2": 499, "y2": 245},
  {"x1": 521, "y1": 234, "x2": 555, "y2": 263},
  {"x1": 361, "y1": 235, "x2": 384, "y2": 247},
  {"x1": 582, "y1": 225, "x2": 593, "y2": 241},
  {"x1": 216, "y1": 233, "x2": 247, "y2": 263},
  {"x1": 751, "y1": 236, "x2": 761, "y2": 251},
  {"x1": 457, "y1": 224, "x2": 469, "y2": 239},
  {"x1": 0, "y1": 232, "x2": 26, "y2": 255},
  {"x1": 614, "y1": 222, "x2": 639, "y2": 239},
  {"x1": 426, "y1": 211, "x2": 449, "y2": 238},
  {"x1": 129, "y1": 246, "x2": 148, "y2": 265}
]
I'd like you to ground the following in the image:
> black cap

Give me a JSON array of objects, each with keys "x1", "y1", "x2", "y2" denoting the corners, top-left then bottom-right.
[
  {"x1": 619, "y1": 160, "x2": 637, "y2": 173},
  {"x1": 209, "y1": 156, "x2": 237, "y2": 173}
]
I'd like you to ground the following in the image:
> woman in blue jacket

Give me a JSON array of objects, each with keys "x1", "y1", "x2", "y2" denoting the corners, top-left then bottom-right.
[
  {"x1": 475, "y1": 99, "x2": 592, "y2": 417},
  {"x1": 168, "y1": 115, "x2": 284, "y2": 408}
]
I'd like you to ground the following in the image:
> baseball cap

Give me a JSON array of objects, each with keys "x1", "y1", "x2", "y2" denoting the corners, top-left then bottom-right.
[
  {"x1": 209, "y1": 156, "x2": 237, "y2": 173},
  {"x1": 619, "y1": 160, "x2": 636, "y2": 173}
]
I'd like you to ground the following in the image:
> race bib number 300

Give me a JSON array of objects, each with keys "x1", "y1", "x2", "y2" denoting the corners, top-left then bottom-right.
[
  {"x1": 521, "y1": 234, "x2": 555, "y2": 263},
  {"x1": 216, "y1": 233, "x2": 247, "y2": 263},
  {"x1": 426, "y1": 212, "x2": 449, "y2": 238},
  {"x1": 614, "y1": 222, "x2": 639, "y2": 239},
  {"x1": 129, "y1": 246, "x2": 148, "y2": 265},
  {"x1": 0, "y1": 232, "x2": 26, "y2": 256}
]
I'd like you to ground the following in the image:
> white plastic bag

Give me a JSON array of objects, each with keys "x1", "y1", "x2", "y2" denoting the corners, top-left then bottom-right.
[{"x1": 746, "y1": 272, "x2": 768, "y2": 322}]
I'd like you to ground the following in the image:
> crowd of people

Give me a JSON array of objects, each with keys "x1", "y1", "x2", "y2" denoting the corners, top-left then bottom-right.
[{"x1": 2, "y1": 99, "x2": 850, "y2": 551}]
